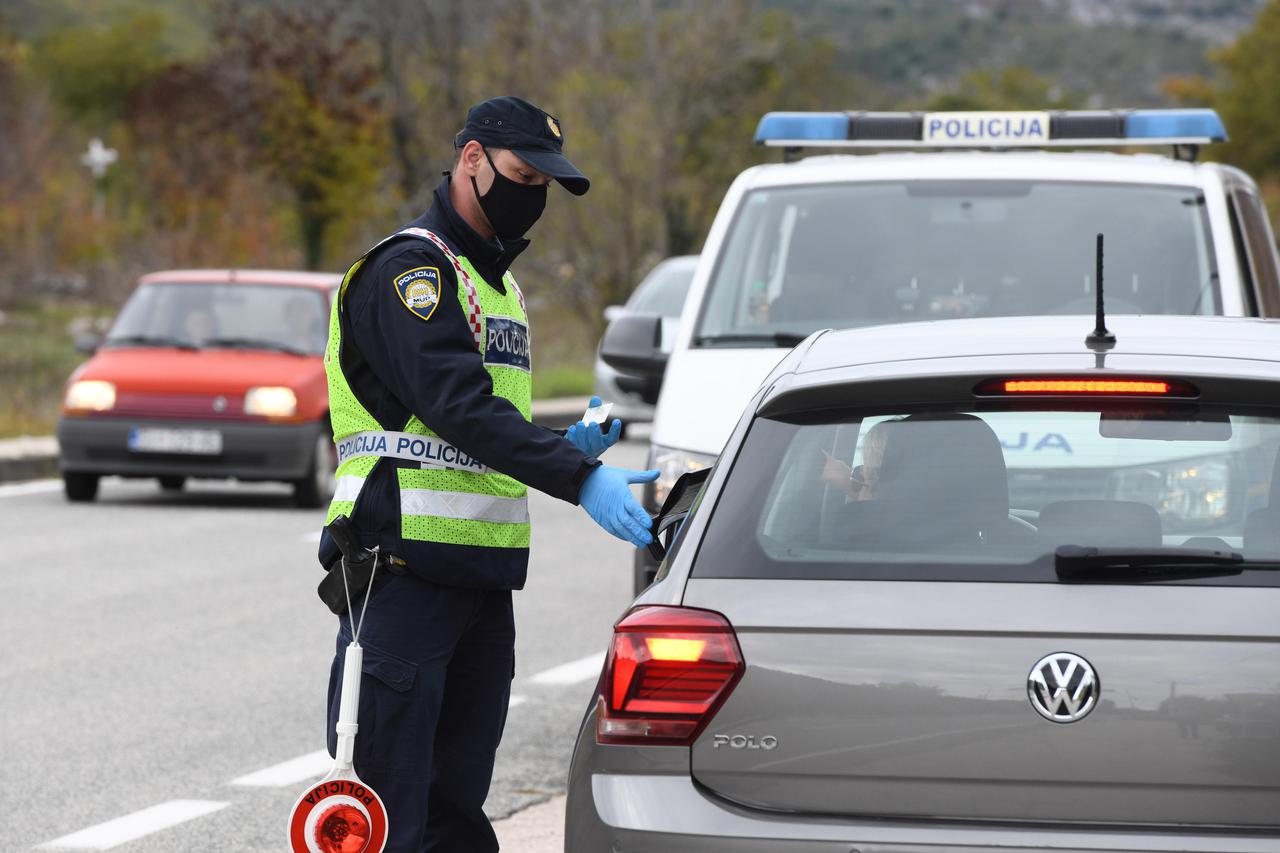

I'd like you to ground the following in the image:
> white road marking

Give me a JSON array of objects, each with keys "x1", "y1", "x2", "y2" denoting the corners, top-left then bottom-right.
[
  {"x1": 232, "y1": 696, "x2": 529, "y2": 787},
  {"x1": 528, "y1": 652, "x2": 604, "y2": 686},
  {"x1": 39, "y1": 800, "x2": 229, "y2": 850},
  {"x1": 0, "y1": 478, "x2": 61, "y2": 498},
  {"x1": 299, "y1": 530, "x2": 322, "y2": 543},
  {"x1": 229, "y1": 749, "x2": 332, "y2": 788}
]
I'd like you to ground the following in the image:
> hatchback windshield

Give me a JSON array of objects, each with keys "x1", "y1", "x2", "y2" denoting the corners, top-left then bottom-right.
[
  {"x1": 107, "y1": 283, "x2": 330, "y2": 355},
  {"x1": 697, "y1": 402, "x2": 1280, "y2": 585},
  {"x1": 696, "y1": 181, "x2": 1218, "y2": 343}
]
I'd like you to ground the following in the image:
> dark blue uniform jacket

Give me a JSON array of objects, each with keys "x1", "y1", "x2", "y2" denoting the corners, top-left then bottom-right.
[{"x1": 319, "y1": 176, "x2": 599, "y2": 589}]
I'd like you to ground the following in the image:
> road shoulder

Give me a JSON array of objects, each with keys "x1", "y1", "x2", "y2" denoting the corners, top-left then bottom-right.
[{"x1": 494, "y1": 794, "x2": 565, "y2": 852}]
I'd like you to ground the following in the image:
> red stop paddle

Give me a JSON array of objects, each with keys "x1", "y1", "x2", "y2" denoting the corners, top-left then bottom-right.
[{"x1": 288, "y1": 550, "x2": 389, "y2": 852}]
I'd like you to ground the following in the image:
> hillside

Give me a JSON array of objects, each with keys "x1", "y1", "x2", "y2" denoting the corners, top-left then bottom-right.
[{"x1": 769, "y1": 0, "x2": 1264, "y2": 106}]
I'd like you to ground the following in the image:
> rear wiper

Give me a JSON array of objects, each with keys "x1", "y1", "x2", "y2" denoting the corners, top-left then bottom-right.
[
  {"x1": 693, "y1": 332, "x2": 808, "y2": 348},
  {"x1": 1055, "y1": 545, "x2": 1243, "y2": 582},
  {"x1": 103, "y1": 333, "x2": 198, "y2": 351},
  {"x1": 203, "y1": 336, "x2": 306, "y2": 356}
]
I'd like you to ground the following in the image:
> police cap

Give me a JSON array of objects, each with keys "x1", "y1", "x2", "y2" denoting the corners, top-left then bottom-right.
[{"x1": 455, "y1": 96, "x2": 589, "y2": 196}]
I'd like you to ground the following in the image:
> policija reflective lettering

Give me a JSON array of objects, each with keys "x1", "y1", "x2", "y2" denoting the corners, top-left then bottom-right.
[
  {"x1": 928, "y1": 115, "x2": 1045, "y2": 140},
  {"x1": 302, "y1": 779, "x2": 376, "y2": 808},
  {"x1": 712, "y1": 734, "x2": 778, "y2": 750},
  {"x1": 484, "y1": 316, "x2": 531, "y2": 371},
  {"x1": 338, "y1": 433, "x2": 389, "y2": 464},
  {"x1": 392, "y1": 436, "x2": 485, "y2": 471}
]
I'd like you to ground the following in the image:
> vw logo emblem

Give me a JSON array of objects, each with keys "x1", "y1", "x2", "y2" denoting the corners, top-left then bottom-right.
[
  {"x1": 212, "y1": 396, "x2": 227, "y2": 413},
  {"x1": 1027, "y1": 652, "x2": 1099, "y2": 723}
]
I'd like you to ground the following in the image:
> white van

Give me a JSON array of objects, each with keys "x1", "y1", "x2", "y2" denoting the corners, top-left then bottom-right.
[{"x1": 602, "y1": 109, "x2": 1280, "y2": 592}]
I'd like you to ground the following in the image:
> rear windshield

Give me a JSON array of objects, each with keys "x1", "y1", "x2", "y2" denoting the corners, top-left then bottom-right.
[
  {"x1": 108, "y1": 283, "x2": 330, "y2": 355},
  {"x1": 696, "y1": 181, "x2": 1218, "y2": 343},
  {"x1": 695, "y1": 402, "x2": 1280, "y2": 585}
]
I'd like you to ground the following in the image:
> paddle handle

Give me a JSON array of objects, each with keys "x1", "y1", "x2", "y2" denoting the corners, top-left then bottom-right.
[{"x1": 334, "y1": 642, "x2": 363, "y2": 771}]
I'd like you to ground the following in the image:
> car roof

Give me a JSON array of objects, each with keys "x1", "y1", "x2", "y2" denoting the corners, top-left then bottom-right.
[
  {"x1": 138, "y1": 269, "x2": 342, "y2": 289},
  {"x1": 796, "y1": 315, "x2": 1280, "y2": 373},
  {"x1": 741, "y1": 150, "x2": 1221, "y2": 191},
  {"x1": 757, "y1": 316, "x2": 1280, "y2": 414}
]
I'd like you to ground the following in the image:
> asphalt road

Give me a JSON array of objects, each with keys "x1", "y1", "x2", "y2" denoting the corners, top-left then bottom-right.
[{"x1": 4, "y1": 439, "x2": 648, "y2": 852}]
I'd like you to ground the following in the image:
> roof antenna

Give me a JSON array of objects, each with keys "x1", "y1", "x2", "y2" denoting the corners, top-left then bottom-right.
[{"x1": 1086, "y1": 232, "x2": 1115, "y2": 351}]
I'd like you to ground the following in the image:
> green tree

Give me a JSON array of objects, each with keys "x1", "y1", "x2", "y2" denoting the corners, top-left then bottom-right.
[
  {"x1": 926, "y1": 66, "x2": 1081, "y2": 112},
  {"x1": 31, "y1": 2, "x2": 202, "y2": 126},
  {"x1": 464, "y1": 0, "x2": 848, "y2": 331},
  {"x1": 216, "y1": 0, "x2": 390, "y2": 270},
  {"x1": 1213, "y1": 0, "x2": 1280, "y2": 188}
]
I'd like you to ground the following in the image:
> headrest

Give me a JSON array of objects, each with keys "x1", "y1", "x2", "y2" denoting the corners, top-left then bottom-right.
[
  {"x1": 874, "y1": 413, "x2": 1009, "y2": 544},
  {"x1": 1037, "y1": 500, "x2": 1162, "y2": 549}
]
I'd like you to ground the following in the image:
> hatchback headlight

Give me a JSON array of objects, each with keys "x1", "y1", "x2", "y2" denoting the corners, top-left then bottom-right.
[
  {"x1": 1109, "y1": 456, "x2": 1235, "y2": 527},
  {"x1": 244, "y1": 386, "x2": 297, "y2": 418},
  {"x1": 650, "y1": 444, "x2": 717, "y2": 508},
  {"x1": 64, "y1": 380, "x2": 116, "y2": 412}
]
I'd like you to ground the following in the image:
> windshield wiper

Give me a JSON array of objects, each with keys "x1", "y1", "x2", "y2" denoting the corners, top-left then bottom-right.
[
  {"x1": 203, "y1": 336, "x2": 307, "y2": 356},
  {"x1": 693, "y1": 332, "x2": 809, "y2": 348},
  {"x1": 103, "y1": 333, "x2": 198, "y2": 351},
  {"x1": 1055, "y1": 544, "x2": 1243, "y2": 582}
]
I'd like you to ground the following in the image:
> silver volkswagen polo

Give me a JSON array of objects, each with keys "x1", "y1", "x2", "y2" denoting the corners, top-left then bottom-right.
[{"x1": 566, "y1": 315, "x2": 1280, "y2": 852}]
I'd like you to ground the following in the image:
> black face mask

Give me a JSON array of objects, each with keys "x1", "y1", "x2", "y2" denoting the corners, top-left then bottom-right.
[{"x1": 471, "y1": 147, "x2": 547, "y2": 241}]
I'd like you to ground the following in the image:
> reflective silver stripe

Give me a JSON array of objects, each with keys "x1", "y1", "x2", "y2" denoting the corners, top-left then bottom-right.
[
  {"x1": 334, "y1": 478, "x2": 527, "y2": 524},
  {"x1": 333, "y1": 475, "x2": 365, "y2": 503},
  {"x1": 335, "y1": 430, "x2": 489, "y2": 473},
  {"x1": 399, "y1": 490, "x2": 529, "y2": 524}
]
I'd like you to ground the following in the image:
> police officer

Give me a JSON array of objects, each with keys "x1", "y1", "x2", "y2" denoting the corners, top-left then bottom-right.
[{"x1": 319, "y1": 96, "x2": 657, "y2": 851}]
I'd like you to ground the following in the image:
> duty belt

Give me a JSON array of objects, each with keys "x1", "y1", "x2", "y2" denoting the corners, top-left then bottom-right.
[{"x1": 335, "y1": 430, "x2": 491, "y2": 474}]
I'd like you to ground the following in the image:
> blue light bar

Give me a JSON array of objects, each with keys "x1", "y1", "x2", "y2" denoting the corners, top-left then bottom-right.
[
  {"x1": 1125, "y1": 109, "x2": 1226, "y2": 142},
  {"x1": 754, "y1": 109, "x2": 1227, "y2": 150},
  {"x1": 753, "y1": 112, "x2": 848, "y2": 143}
]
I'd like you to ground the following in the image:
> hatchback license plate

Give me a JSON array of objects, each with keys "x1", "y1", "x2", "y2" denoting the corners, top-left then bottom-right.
[{"x1": 128, "y1": 428, "x2": 223, "y2": 455}]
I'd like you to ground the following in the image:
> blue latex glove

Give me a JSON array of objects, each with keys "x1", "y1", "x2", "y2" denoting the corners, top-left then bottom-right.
[
  {"x1": 579, "y1": 464, "x2": 659, "y2": 547},
  {"x1": 565, "y1": 396, "x2": 622, "y2": 457}
]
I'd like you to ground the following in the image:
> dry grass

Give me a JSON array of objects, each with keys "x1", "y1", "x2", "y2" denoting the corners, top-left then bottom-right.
[{"x1": 0, "y1": 302, "x2": 110, "y2": 438}]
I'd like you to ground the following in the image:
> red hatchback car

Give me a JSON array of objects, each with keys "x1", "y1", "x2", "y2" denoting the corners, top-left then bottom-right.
[{"x1": 57, "y1": 269, "x2": 341, "y2": 506}]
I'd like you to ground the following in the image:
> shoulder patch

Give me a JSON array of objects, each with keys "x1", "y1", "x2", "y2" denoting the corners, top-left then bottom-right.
[{"x1": 393, "y1": 266, "x2": 441, "y2": 322}]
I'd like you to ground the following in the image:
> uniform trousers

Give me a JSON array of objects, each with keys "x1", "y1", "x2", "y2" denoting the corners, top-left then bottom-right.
[{"x1": 328, "y1": 572, "x2": 515, "y2": 853}]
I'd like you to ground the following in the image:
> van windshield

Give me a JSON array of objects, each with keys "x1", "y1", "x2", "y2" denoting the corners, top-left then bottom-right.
[
  {"x1": 695, "y1": 181, "x2": 1218, "y2": 343},
  {"x1": 695, "y1": 403, "x2": 1280, "y2": 586}
]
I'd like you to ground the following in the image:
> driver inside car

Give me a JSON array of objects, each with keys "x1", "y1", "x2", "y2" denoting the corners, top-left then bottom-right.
[{"x1": 820, "y1": 419, "x2": 893, "y2": 501}]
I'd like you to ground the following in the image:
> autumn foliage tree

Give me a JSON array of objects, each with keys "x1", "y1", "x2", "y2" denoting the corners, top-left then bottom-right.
[
  {"x1": 1161, "y1": 0, "x2": 1280, "y2": 216},
  {"x1": 215, "y1": 0, "x2": 390, "y2": 270},
  {"x1": 1213, "y1": 0, "x2": 1280, "y2": 198}
]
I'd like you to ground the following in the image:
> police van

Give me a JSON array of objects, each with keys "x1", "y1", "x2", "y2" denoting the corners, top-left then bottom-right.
[{"x1": 601, "y1": 108, "x2": 1280, "y2": 592}]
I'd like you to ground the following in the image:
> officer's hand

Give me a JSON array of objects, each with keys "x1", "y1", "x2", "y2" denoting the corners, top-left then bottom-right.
[
  {"x1": 565, "y1": 396, "x2": 622, "y2": 457},
  {"x1": 579, "y1": 464, "x2": 659, "y2": 548}
]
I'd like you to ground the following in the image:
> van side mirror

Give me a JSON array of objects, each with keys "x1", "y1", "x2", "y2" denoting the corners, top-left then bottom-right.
[
  {"x1": 601, "y1": 312, "x2": 666, "y2": 375},
  {"x1": 601, "y1": 313, "x2": 668, "y2": 403}
]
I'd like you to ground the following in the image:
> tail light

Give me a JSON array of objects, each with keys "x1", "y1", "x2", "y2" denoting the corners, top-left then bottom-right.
[
  {"x1": 596, "y1": 605, "x2": 744, "y2": 746},
  {"x1": 974, "y1": 377, "x2": 1198, "y2": 397}
]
